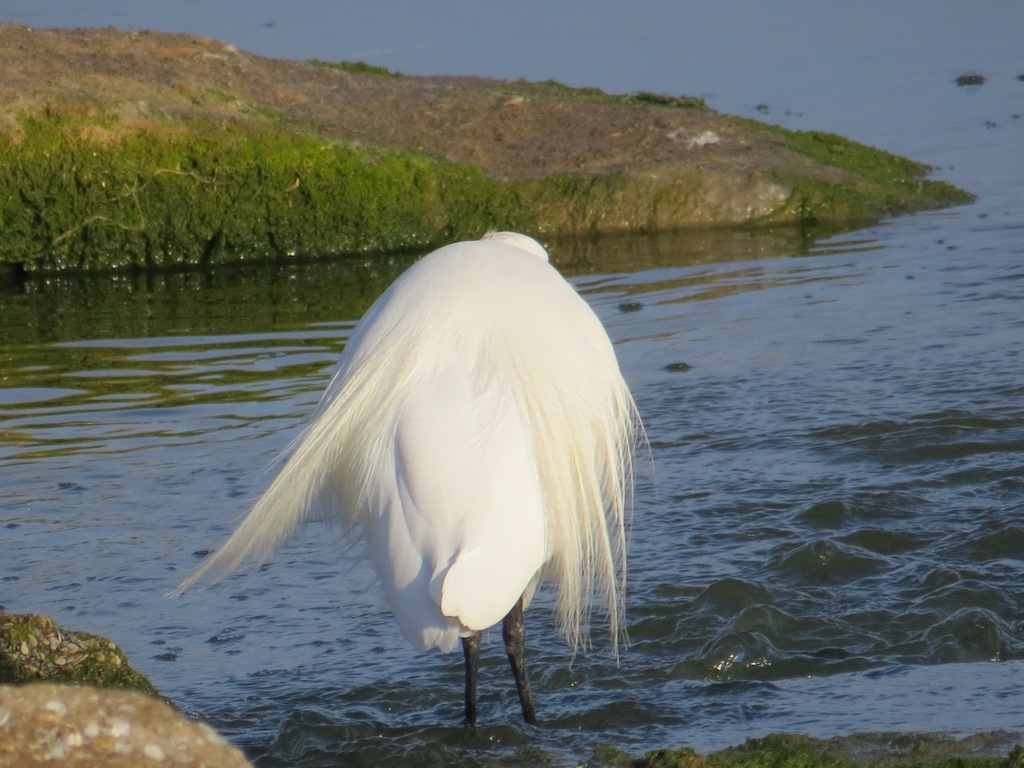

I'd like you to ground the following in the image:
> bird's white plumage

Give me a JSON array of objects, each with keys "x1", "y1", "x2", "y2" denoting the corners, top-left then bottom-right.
[
  {"x1": 379, "y1": 356, "x2": 546, "y2": 648},
  {"x1": 175, "y1": 232, "x2": 639, "y2": 656}
]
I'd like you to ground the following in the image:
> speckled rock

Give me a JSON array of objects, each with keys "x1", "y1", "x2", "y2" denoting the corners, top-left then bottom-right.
[
  {"x1": 0, "y1": 684, "x2": 252, "y2": 767},
  {"x1": 0, "y1": 611, "x2": 157, "y2": 695}
]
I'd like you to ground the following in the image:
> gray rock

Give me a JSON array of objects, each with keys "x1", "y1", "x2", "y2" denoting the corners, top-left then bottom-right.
[{"x1": 0, "y1": 683, "x2": 252, "y2": 767}]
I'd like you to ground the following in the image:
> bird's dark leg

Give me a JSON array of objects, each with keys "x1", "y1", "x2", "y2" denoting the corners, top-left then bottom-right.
[
  {"x1": 461, "y1": 630, "x2": 481, "y2": 725},
  {"x1": 502, "y1": 596, "x2": 537, "y2": 724}
]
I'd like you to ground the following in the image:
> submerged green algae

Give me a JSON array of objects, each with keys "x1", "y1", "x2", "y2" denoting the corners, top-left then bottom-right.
[
  {"x1": 590, "y1": 733, "x2": 1023, "y2": 768},
  {"x1": 306, "y1": 59, "x2": 405, "y2": 77}
]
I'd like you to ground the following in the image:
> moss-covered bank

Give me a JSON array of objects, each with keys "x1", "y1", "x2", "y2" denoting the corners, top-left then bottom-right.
[
  {"x1": 0, "y1": 108, "x2": 970, "y2": 273},
  {"x1": 0, "y1": 111, "x2": 532, "y2": 273},
  {"x1": 0, "y1": 24, "x2": 972, "y2": 274}
]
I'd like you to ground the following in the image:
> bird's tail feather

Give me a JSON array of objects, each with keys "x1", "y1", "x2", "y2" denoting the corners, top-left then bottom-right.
[{"x1": 168, "y1": 415, "x2": 340, "y2": 597}]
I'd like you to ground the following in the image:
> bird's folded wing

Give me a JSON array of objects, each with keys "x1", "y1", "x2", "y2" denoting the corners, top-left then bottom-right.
[{"x1": 375, "y1": 360, "x2": 547, "y2": 643}]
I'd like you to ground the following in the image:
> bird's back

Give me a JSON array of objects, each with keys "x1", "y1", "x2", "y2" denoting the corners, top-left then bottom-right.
[
  {"x1": 323, "y1": 239, "x2": 637, "y2": 652},
  {"x1": 176, "y1": 235, "x2": 639, "y2": 657}
]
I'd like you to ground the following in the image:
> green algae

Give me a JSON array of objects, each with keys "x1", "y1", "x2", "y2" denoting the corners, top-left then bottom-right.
[
  {"x1": 306, "y1": 59, "x2": 404, "y2": 77},
  {"x1": 737, "y1": 120, "x2": 976, "y2": 225},
  {"x1": 0, "y1": 110, "x2": 533, "y2": 272},
  {"x1": 0, "y1": 611, "x2": 158, "y2": 696},
  {"x1": 588, "y1": 733, "x2": 1023, "y2": 768},
  {"x1": 513, "y1": 78, "x2": 709, "y2": 110},
  {"x1": 624, "y1": 91, "x2": 709, "y2": 110},
  {"x1": 0, "y1": 101, "x2": 972, "y2": 274}
]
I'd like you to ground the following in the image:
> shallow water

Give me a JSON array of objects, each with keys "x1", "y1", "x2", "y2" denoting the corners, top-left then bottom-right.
[
  {"x1": 3, "y1": 1, "x2": 1024, "y2": 766},
  {"x1": 4, "y1": 213, "x2": 1023, "y2": 764}
]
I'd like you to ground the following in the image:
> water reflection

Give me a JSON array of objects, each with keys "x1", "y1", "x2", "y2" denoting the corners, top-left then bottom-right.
[
  {"x1": 0, "y1": 256, "x2": 409, "y2": 343},
  {"x1": 545, "y1": 225, "x2": 839, "y2": 274},
  {"x1": 1, "y1": 228, "x2": 838, "y2": 462}
]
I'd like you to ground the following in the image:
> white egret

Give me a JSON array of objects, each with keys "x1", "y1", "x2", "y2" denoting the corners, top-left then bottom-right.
[{"x1": 175, "y1": 232, "x2": 641, "y2": 724}]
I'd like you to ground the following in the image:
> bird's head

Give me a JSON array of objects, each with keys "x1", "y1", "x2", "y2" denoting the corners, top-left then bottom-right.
[{"x1": 481, "y1": 231, "x2": 549, "y2": 262}]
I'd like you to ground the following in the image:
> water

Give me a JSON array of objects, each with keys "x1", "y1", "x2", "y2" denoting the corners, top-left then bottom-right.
[{"x1": 2, "y1": 1, "x2": 1024, "y2": 766}]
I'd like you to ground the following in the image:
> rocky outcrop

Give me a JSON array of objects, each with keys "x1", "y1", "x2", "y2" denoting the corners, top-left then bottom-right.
[
  {"x1": 0, "y1": 683, "x2": 252, "y2": 767},
  {"x1": 0, "y1": 611, "x2": 157, "y2": 695},
  {"x1": 0, "y1": 24, "x2": 972, "y2": 273}
]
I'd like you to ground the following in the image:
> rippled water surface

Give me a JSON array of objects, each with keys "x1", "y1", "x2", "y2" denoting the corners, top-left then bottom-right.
[
  {"x1": 4, "y1": 213, "x2": 1023, "y2": 764},
  {"x1": 2, "y1": 2, "x2": 1024, "y2": 766}
]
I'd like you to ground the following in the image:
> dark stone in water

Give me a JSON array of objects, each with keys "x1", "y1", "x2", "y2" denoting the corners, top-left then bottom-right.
[
  {"x1": 206, "y1": 631, "x2": 244, "y2": 646},
  {"x1": 955, "y1": 73, "x2": 986, "y2": 87},
  {"x1": 664, "y1": 361, "x2": 692, "y2": 372}
]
